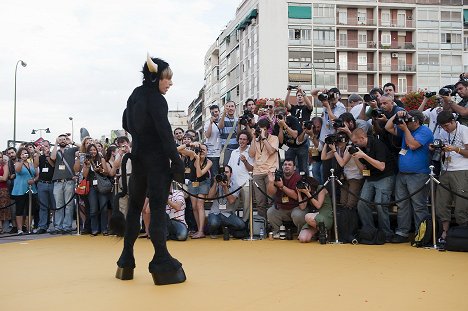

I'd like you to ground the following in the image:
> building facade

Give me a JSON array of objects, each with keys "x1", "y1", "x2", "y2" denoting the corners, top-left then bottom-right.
[
  {"x1": 168, "y1": 110, "x2": 189, "y2": 132},
  {"x1": 203, "y1": 0, "x2": 466, "y2": 116},
  {"x1": 187, "y1": 87, "x2": 204, "y2": 138}
]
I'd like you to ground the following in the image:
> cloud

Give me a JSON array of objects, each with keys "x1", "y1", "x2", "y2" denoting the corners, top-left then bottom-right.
[{"x1": 0, "y1": 0, "x2": 238, "y2": 147}]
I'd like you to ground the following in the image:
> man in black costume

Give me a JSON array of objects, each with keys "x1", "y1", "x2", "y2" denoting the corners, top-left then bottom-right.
[{"x1": 112, "y1": 54, "x2": 186, "y2": 285}]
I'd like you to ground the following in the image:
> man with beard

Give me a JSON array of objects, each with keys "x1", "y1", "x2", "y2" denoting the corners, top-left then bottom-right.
[
  {"x1": 285, "y1": 86, "x2": 313, "y2": 123},
  {"x1": 36, "y1": 140, "x2": 56, "y2": 234},
  {"x1": 50, "y1": 134, "x2": 78, "y2": 234}
]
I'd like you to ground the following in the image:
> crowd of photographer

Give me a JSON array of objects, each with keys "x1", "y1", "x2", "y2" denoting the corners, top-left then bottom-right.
[{"x1": 1, "y1": 74, "x2": 467, "y2": 247}]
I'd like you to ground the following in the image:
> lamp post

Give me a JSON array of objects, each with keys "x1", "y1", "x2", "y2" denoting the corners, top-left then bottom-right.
[
  {"x1": 69, "y1": 117, "x2": 74, "y2": 143},
  {"x1": 14, "y1": 60, "x2": 27, "y2": 143},
  {"x1": 31, "y1": 128, "x2": 51, "y2": 138}
]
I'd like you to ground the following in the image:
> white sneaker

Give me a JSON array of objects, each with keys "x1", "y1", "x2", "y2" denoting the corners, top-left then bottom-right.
[
  {"x1": 273, "y1": 233, "x2": 280, "y2": 239},
  {"x1": 17, "y1": 230, "x2": 24, "y2": 235}
]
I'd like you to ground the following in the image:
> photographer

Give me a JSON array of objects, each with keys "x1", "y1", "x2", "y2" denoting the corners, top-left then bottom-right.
[
  {"x1": 206, "y1": 165, "x2": 245, "y2": 238},
  {"x1": 446, "y1": 80, "x2": 468, "y2": 127},
  {"x1": 285, "y1": 85, "x2": 313, "y2": 123},
  {"x1": 227, "y1": 130, "x2": 254, "y2": 222},
  {"x1": 179, "y1": 143, "x2": 212, "y2": 239},
  {"x1": 359, "y1": 89, "x2": 381, "y2": 121},
  {"x1": 204, "y1": 104, "x2": 222, "y2": 180},
  {"x1": 244, "y1": 98, "x2": 259, "y2": 124},
  {"x1": 296, "y1": 177, "x2": 333, "y2": 243},
  {"x1": 6, "y1": 147, "x2": 18, "y2": 232},
  {"x1": 434, "y1": 111, "x2": 468, "y2": 242},
  {"x1": 297, "y1": 117, "x2": 323, "y2": 184},
  {"x1": 334, "y1": 112, "x2": 371, "y2": 139},
  {"x1": 266, "y1": 159, "x2": 307, "y2": 238},
  {"x1": 273, "y1": 106, "x2": 308, "y2": 174},
  {"x1": 173, "y1": 128, "x2": 185, "y2": 146},
  {"x1": 36, "y1": 140, "x2": 56, "y2": 234},
  {"x1": 248, "y1": 118, "x2": 279, "y2": 218},
  {"x1": 218, "y1": 101, "x2": 239, "y2": 165},
  {"x1": 351, "y1": 129, "x2": 395, "y2": 242},
  {"x1": 312, "y1": 87, "x2": 346, "y2": 142},
  {"x1": 385, "y1": 110, "x2": 433, "y2": 243},
  {"x1": 383, "y1": 82, "x2": 405, "y2": 108}
]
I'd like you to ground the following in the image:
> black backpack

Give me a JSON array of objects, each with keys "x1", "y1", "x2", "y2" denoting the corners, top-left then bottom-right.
[
  {"x1": 412, "y1": 215, "x2": 435, "y2": 248},
  {"x1": 336, "y1": 206, "x2": 359, "y2": 244},
  {"x1": 357, "y1": 226, "x2": 386, "y2": 245},
  {"x1": 445, "y1": 226, "x2": 468, "y2": 252}
]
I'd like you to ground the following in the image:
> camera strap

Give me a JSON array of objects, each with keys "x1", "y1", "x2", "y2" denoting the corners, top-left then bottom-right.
[
  {"x1": 219, "y1": 118, "x2": 237, "y2": 166},
  {"x1": 57, "y1": 150, "x2": 75, "y2": 178}
]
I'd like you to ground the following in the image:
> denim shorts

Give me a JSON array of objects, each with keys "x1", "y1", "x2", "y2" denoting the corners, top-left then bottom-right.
[{"x1": 187, "y1": 179, "x2": 210, "y2": 195}]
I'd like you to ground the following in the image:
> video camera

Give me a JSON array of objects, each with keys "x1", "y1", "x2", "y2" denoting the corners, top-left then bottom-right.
[
  {"x1": 439, "y1": 85, "x2": 455, "y2": 97},
  {"x1": 239, "y1": 110, "x2": 255, "y2": 126},
  {"x1": 425, "y1": 91, "x2": 437, "y2": 98},
  {"x1": 274, "y1": 169, "x2": 283, "y2": 182}
]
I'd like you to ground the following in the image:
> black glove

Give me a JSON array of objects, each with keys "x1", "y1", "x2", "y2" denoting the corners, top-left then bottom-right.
[{"x1": 170, "y1": 157, "x2": 185, "y2": 184}]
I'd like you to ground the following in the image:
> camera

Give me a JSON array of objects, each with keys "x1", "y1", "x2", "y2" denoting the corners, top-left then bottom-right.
[
  {"x1": 296, "y1": 172, "x2": 308, "y2": 190},
  {"x1": 324, "y1": 134, "x2": 337, "y2": 145},
  {"x1": 215, "y1": 170, "x2": 228, "y2": 183},
  {"x1": 274, "y1": 169, "x2": 283, "y2": 182},
  {"x1": 318, "y1": 93, "x2": 329, "y2": 101},
  {"x1": 371, "y1": 108, "x2": 384, "y2": 118},
  {"x1": 287, "y1": 85, "x2": 298, "y2": 90},
  {"x1": 348, "y1": 144, "x2": 359, "y2": 155},
  {"x1": 85, "y1": 153, "x2": 92, "y2": 160},
  {"x1": 432, "y1": 139, "x2": 445, "y2": 162},
  {"x1": 193, "y1": 147, "x2": 201, "y2": 154},
  {"x1": 239, "y1": 110, "x2": 254, "y2": 126},
  {"x1": 332, "y1": 118, "x2": 344, "y2": 129},
  {"x1": 276, "y1": 114, "x2": 284, "y2": 121},
  {"x1": 425, "y1": 91, "x2": 437, "y2": 98},
  {"x1": 393, "y1": 112, "x2": 413, "y2": 125},
  {"x1": 439, "y1": 86, "x2": 455, "y2": 97},
  {"x1": 303, "y1": 120, "x2": 313, "y2": 130},
  {"x1": 363, "y1": 94, "x2": 377, "y2": 102},
  {"x1": 254, "y1": 126, "x2": 262, "y2": 138}
]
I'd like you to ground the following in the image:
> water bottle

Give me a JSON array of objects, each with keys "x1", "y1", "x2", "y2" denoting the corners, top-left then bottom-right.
[
  {"x1": 279, "y1": 225, "x2": 286, "y2": 240},
  {"x1": 259, "y1": 227, "x2": 264, "y2": 240}
]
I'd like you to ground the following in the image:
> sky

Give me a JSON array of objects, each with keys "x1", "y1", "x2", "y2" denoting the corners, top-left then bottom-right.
[{"x1": 0, "y1": 0, "x2": 240, "y2": 148}]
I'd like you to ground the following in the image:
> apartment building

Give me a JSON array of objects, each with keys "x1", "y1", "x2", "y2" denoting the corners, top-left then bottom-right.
[
  {"x1": 202, "y1": 0, "x2": 465, "y2": 120},
  {"x1": 187, "y1": 87, "x2": 204, "y2": 137}
]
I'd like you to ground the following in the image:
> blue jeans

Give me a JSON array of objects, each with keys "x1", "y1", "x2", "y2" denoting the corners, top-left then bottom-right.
[
  {"x1": 312, "y1": 161, "x2": 323, "y2": 184},
  {"x1": 37, "y1": 182, "x2": 56, "y2": 230},
  {"x1": 357, "y1": 175, "x2": 395, "y2": 239},
  {"x1": 394, "y1": 173, "x2": 429, "y2": 237},
  {"x1": 207, "y1": 212, "x2": 245, "y2": 235},
  {"x1": 167, "y1": 217, "x2": 188, "y2": 241},
  {"x1": 87, "y1": 186, "x2": 111, "y2": 233},
  {"x1": 53, "y1": 180, "x2": 76, "y2": 231},
  {"x1": 285, "y1": 142, "x2": 309, "y2": 175}
]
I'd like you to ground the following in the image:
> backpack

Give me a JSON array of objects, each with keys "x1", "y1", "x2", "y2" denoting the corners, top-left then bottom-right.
[
  {"x1": 358, "y1": 226, "x2": 386, "y2": 245},
  {"x1": 250, "y1": 215, "x2": 267, "y2": 238},
  {"x1": 412, "y1": 215, "x2": 435, "y2": 248},
  {"x1": 336, "y1": 206, "x2": 359, "y2": 243},
  {"x1": 445, "y1": 226, "x2": 468, "y2": 252}
]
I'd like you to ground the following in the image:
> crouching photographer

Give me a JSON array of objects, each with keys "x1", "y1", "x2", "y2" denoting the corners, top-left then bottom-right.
[
  {"x1": 266, "y1": 159, "x2": 307, "y2": 238},
  {"x1": 296, "y1": 176, "x2": 333, "y2": 244},
  {"x1": 206, "y1": 165, "x2": 245, "y2": 238},
  {"x1": 434, "y1": 111, "x2": 468, "y2": 242}
]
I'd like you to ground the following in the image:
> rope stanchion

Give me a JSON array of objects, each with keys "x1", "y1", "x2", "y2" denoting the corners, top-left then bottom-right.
[
  {"x1": 28, "y1": 185, "x2": 32, "y2": 234},
  {"x1": 177, "y1": 182, "x2": 245, "y2": 200},
  {"x1": 243, "y1": 172, "x2": 257, "y2": 241},
  {"x1": 75, "y1": 181, "x2": 80, "y2": 236},
  {"x1": 429, "y1": 166, "x2": 438, "y2": 249},
  {"x1": 0, "y1": 200, "x2": 16, "y2": 210},
  {"x1": 436, "y1": 181, "x2": 468, "y2": 201},
  {"x1": 329, "y1": 169, "x2": 341, "y2": 244}
]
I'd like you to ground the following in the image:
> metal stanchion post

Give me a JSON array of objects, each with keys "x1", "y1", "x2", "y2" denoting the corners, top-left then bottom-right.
[
  {"x1": 429, "y1": 165, "x2": 438, "y2": 249},
  {"x1": 28, "y1": 185, "x2": 32, "y2": 233},
  {"x1": 244, "y1": 172, "x2": 258, "y2": 241},
  {"x1": 329, "y1": 169, "x2": 342, "y2": 244},
  {"x1": 75, "y1": 180, "x2": 80, "y2": 236}
]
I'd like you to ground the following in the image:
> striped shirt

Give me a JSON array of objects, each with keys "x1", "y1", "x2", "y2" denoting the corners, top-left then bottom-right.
[
  {"x1": 165, "y1": 190, "x2": 187, "y2": 226},
  {"x1": 219, "y1": 116, "x2": 239, "y2": 150}
]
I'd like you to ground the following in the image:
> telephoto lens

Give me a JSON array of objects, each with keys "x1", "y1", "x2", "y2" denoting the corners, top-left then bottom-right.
[
  {"x1": 223, "y1": 226, "x2": 230, "y2": 241},
  {"x1": 279, "y1": 225, "x2": 286, "y2": 240}
]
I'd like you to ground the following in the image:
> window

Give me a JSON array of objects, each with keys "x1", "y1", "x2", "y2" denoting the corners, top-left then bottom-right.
[
  {"x1": 397, "y1": 12, "x2": 406, "y2": 27},
  {"x1": 381, "y1": 32, "x2": 391, "y2": 45},
  {"x1": 339, "y1": 31, "x2": 347, "y2": 47},
  {"x1": 315, "y1": 72, "x2": 335, "y2": 87},
  {"x1": 358, "y1": 75, "x2": 367, "y2": 92},
  {"x1": 338, "y1": 10, "x2": 347, "y2": 24},
  {"x1": 313, "y1": 51, "x2": 335, "y2": 69},
  {"x1": 441, "y1": 33, "x2": 462, "y2": 44},
  {"x1": 288, "y1": 5, "x2": 312, "y2": 19},
  {"x1": 358, "y1": 33, "x2": 367, "y2": 45},
  {"x1": 339, "y1": 53, "x2": 348, "y2": 70},
  {"x1": 289, "y1": 28, "x2": 311, "y2": 41},
  {"x1": 358, "y1": 11, "x2": 367, "y2": 25},
  {"x1": 289, "y1": 50, "x2": 312, "y2": 62},
  {"x1": 381, "y1": 75, "x2": 391, "y2": 86},
  {"x1": 313, "y1": 4, "x2": 334, "y2": 18},
  {"x1": 381, "y1": 53, "x2": 391, "y2": 69},
  {"x1": 398, "y1": 54, "x2": 406, "y2": 71},
  {"x1": 441, "y1": 11, "x2": 461, "y2": 22},
  {"x1": 381, "y1": 11, "x2": 390, "y2": 26},
  {"x1": 338, "y1": 75, "x2": 348, "y2": 91},
  {"x1": 313, "y1": 29, "x2": 335, "y2": 46},
  {"x1": 358, "y1": 54, "x2": 367, "y2": 66},
  {"x1": 464, "y1": 35, "x2": 468, "y2": 51},
  {"x1": 398, "y1": 77, "x2": 407, "y2": 93}
]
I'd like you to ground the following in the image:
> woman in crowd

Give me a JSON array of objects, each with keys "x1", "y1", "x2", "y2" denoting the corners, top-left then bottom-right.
[
  {"x1": 297, "y1": 177, "x2": 333, "y2": 243},
  {"x1": 81, "y1": 144, "x2": 111, "y2": 236},
  {"x1": 178, "y1": 142, "x2": 212, "y2": 239},
  {"x1": 0, "y1": 155, "x2": 11, "y2": 233},
  {"x1": 12, "y1": 147, "x2": 38, "y2": 235},
  {"x1": 103, "y1": 145, "x2": 118, "y2": 226}
]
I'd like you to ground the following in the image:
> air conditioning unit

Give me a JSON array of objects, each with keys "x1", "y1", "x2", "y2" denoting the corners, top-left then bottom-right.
[
  {"x1": 251, "y1": 18, "x2": 257, "y2": 26},
  {"x1": 391, "y1": 53, "x2": 399, "y2": 58}
]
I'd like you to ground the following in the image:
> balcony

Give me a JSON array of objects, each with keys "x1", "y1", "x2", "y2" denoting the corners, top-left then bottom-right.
[
  {"x1": 337, "y1": 63, "x2": 377, "y2": 71},
  {"x1": 379, "y1": 42, "x2": 416, "y2": 50},
  {"x1": 338, "y1": 84, "x2": 417, "y2": 93},
  {"x1": 379, "y1": 19, "x2": 416, "y2": 29},
  {"x1": 337, "y1": 18, "x2": 377, "y2": 27},
  {"x1": 337, "y1": 40, "x2": 377, "y2": 49},
  {"x1": 289, "y1": 39, "x2": 312, "y2": 46},
  {"x1": 379, "y1": 64, "x2": 417, "y2": 72}
]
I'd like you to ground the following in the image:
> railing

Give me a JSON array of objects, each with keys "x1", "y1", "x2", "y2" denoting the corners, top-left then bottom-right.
[
  {"x1": 337, "y1": 63, "x2": 377, "y2": 71},
  {"x1": 337, "y1": 40, "x2": 377, "y2": 48},
  {"x1": 338, "y1": 84, "x2": 417, "y2": 93},
  {"x1": 337, "y1": 18, "x2": 377, "y2": 27},
  {"x1": 289, "y1": 39, "x2": 312, "y2": 46},
  {"x1": 379, "y1": 64, "x2": 417, "y2": 72},
  {"x1": 313, "y1": 39, "x2": 336, "y2": 47},
  {"x1": 379, "y1": 19, "x2": 415, "y2": 28},
  {"x1": 379, "y1": 42, "x2": 416, "y2": 50}
]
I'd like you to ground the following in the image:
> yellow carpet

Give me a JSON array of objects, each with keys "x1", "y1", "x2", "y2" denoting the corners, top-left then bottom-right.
[{"x1": 1, "y1": 236, "x2": 467, "y2": 311}]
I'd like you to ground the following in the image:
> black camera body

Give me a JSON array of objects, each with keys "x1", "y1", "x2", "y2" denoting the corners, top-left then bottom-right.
[
  {"x1": 439, "y1": 86, "x2": 455, "y2": 97},
  {"x1": 432, "y1": 139, "x2": 445, "y2": 162},
  {"x1": 425, "y1": 91, "x2": 437, "y2": 98},
  {"x1": 287, "y1": 85, "x2": 298, "y2": 90},
  {"x1": 393, "y1": 112, "x2": 414, "y2": 125},
  {"x1": 193, "y1": 147, "x2": 201, "y2": 154},
  {"x1": 318, "y1": 93, "x2": 329, "y2": 101},
  {"x1": 371, "y1": 108, "x2": 384, "y2": 118},
  {"x1": 348, "y1": 144, "x2": 359, "y2": 155},
  {"x1": 296, "y1": 179, "x2": 308, "y2": 190},
  {"x1": 215, "y1": 172, "x2": 228, "y2": 183},
  {"x1": 324, "y1": 134, "x2": 336, "y2": 145},
  {"x1": 276, "y1": 114, "x2": 284, "y2": 120},
  {"x1": 332, "y1": 118, "x2": 344, "y2": 129},
  {"x1": 303, "y1": 120, "x2": 313, "y2": 130},
  {"x1": 85, "y1": 153, "x2": 92, "y2": 160},
  {"x1": 239, "y1": 110, "x2": 254, "y2": 126},
  {"x1": 274, "y1": 169, "x2": 283, "y2": 182},
  {"x1": 432, "y1": 138, "x2": 445, "y2": 149},
  {"x1": 363, "y1": 94, "x2": 377, "y2": 102}
]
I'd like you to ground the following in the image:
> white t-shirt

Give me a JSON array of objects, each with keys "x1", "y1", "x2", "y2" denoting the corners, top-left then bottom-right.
[
  {"x1": 319, "y1": 101, "x2": 347, "y2": 141},
  {"x1": 204, "y1": 120, "x2": 221, "y2": 157},
  {"x1": 439, "y1": 122, "x2": 468, "y2": 172},
  {"x1": 349, "y1": 103, "x2": 364, "y2": 120},
  {"x1": 228, "y1": 147, "x2": 254, "y2": 186},
  {"x1": 422, "y1": 108, "x2": 457, "y2": 140}
]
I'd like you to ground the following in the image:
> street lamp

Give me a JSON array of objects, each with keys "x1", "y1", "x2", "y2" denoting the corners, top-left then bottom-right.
[
  {"x1": 69, "y1": 117, "x2": 74, "y2": 143},
  {"x1": 14, "y1": 60, "x2": 27, "y2": 143},
  {"x1": 31, "y1": 128, "x2": 51, "y2": 138}
]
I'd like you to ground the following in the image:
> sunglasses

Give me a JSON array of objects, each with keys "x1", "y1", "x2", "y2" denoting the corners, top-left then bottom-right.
[{"x1": 266, "y1": 105, "x2": 274, "y2": 109}]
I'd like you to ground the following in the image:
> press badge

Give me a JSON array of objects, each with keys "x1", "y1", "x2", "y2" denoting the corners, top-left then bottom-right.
[
  {"x1": 399, "y1": 149, "x2": 407, "y2": 156},
  {"x1": 93, "y1": 180, "x2": 98, "y2": 186},
  {"x1": 446, "y1": 156, "x2": 452, "y2": 163},
  {"x1": 191, "y1": 181, "x2": 199, "y2": 187},
  {"x1": 311, "y1": 148, "x2": 319, "y2": 156},
  {"x1": 42, "y1": 167, "x2": 49, "y2": 173},
  {"x1": 282, "y1": 196, "x2": 289, "y2": 203},
  {"x1": 185, "y1": 167, "x2": 191, "y2": 174},
  {"x1": 219, "y1": 204, "x2": 227, "y2": 210},
  {"x1": 281, "y1": 145, "x2": 289, "y2": 151},
  {"x1": 362, "y1": 169, "x2": 371, "y2": 177},
  {"x1": 59, "y1": 165, "x2": 66, "y2": 170}
]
